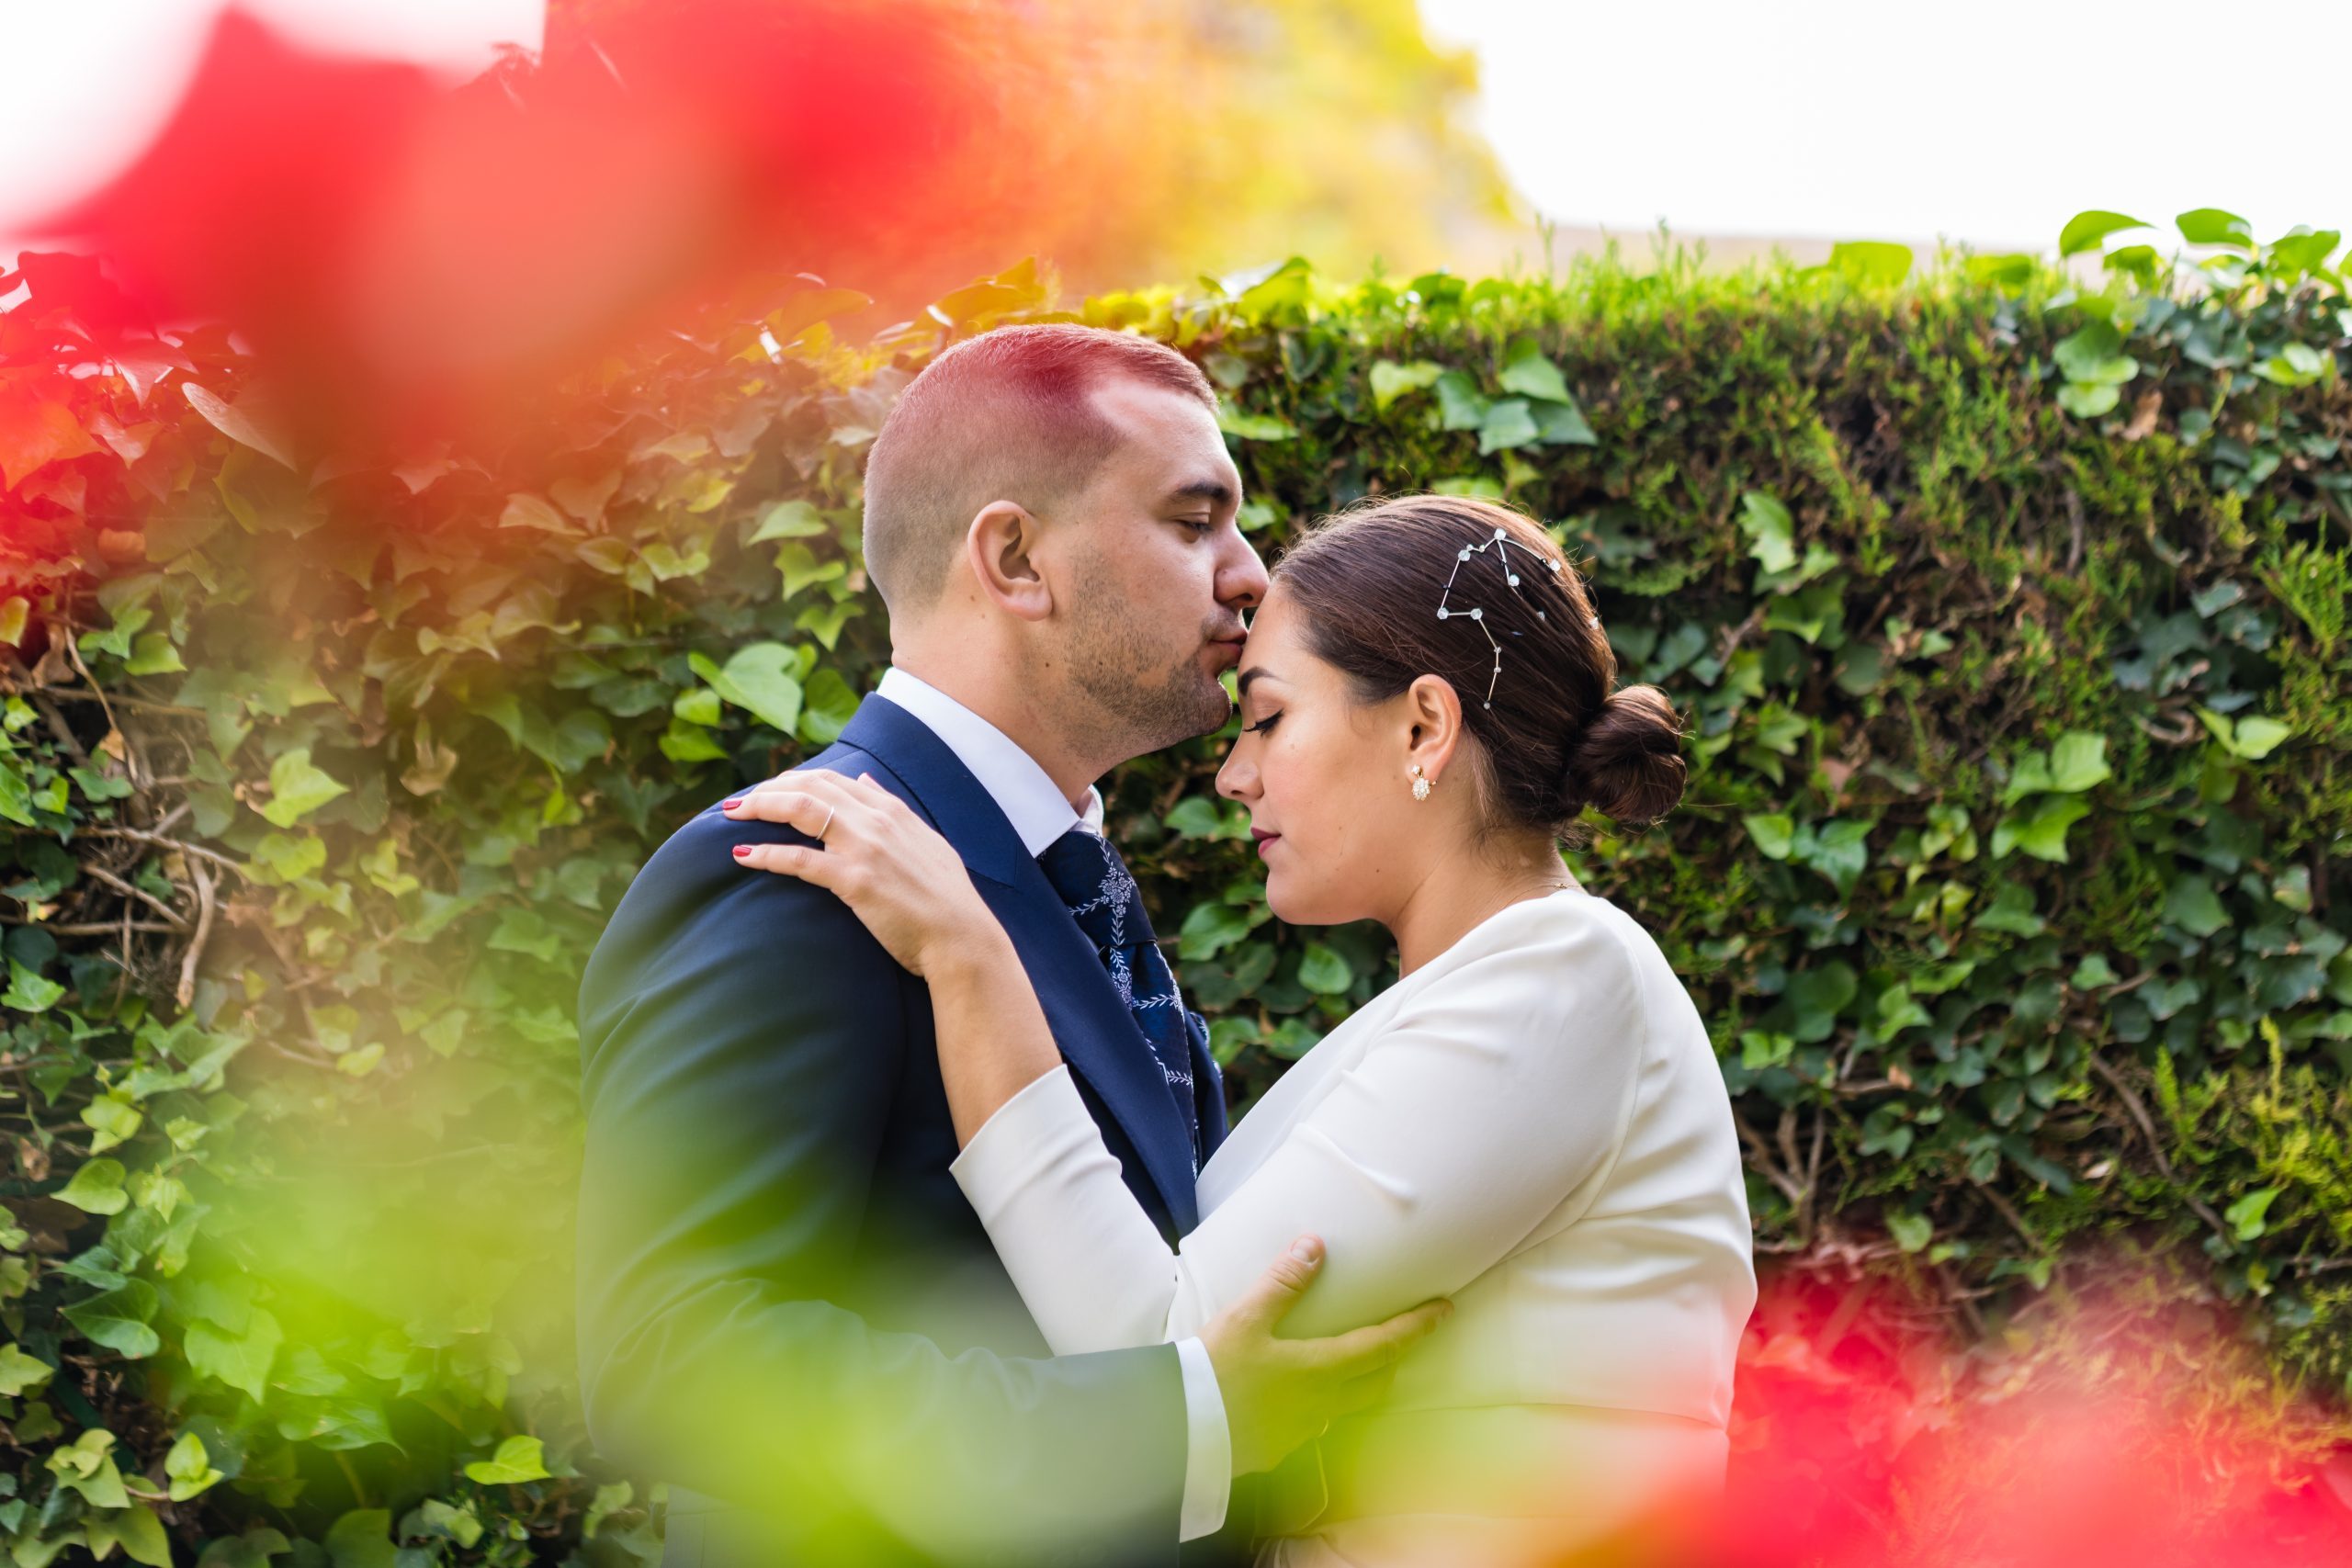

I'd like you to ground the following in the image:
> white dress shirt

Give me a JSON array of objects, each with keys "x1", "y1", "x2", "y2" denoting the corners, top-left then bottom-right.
[
  {"x1": 872, "y1": 667, "x2": 1234, "y2": 1541},
  {"x1": 951, "y1": 886, "x2": 1758, "y2": 1566}
]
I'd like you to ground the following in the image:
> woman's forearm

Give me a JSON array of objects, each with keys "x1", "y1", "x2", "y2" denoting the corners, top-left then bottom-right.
[{"x1": 923, "y1": 927, "x2": 1066, "y2": 1147}]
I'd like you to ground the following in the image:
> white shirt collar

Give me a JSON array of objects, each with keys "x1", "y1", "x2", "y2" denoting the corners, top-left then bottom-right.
[{"x1": 874, "y1": 666, "x2": 1104, "y2": 855}]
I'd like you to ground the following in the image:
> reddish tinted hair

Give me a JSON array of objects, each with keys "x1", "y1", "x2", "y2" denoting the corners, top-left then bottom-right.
[{"x1": 861, "y1": 323, "x2": 1216, "y2": 610}]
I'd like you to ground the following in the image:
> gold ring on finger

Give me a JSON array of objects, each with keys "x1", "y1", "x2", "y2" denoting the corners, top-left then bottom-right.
[{"x1": 817, "y1": 804, "x2": 836, "y2": 842}]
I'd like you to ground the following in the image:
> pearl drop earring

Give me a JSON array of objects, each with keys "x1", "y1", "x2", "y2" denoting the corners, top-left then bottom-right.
[{"x1": 1410, "y1": 763, "x2": 1432, "y2": 802}]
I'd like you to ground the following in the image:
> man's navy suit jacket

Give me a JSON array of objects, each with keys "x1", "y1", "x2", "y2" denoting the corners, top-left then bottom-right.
[{"x1": 575, "y1": 694, "x2": 1232, "y2": 1567}]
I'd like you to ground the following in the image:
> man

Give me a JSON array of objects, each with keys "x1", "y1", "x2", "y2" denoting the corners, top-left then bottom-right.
[{"x1": 575, "y1": 325, "x2": 1442, "y2": 1567}]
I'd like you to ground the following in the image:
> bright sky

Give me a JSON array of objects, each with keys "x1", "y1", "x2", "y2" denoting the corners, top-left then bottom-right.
[
  {"x1": 3, "y1": 0, "x2": 2343, "y2": 270},
  {"x1": 1420, "y1": 0, "x2": 2350, "y2": 254}
]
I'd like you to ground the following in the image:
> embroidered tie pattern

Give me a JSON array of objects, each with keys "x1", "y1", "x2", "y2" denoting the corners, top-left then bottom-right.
[{"x1": 1035, "y1": 826, "x2": 1206, "y2": 1169}]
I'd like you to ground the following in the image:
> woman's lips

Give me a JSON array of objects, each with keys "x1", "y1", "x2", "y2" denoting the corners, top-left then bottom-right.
[{"x1": 1251, "y1": 829, "x2": 1280, "y2": 858}]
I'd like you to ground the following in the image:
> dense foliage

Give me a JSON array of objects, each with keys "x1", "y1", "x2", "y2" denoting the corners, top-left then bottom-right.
[{"x1": 0, "y1": 215, "x2": 2348, "y2": 1562}]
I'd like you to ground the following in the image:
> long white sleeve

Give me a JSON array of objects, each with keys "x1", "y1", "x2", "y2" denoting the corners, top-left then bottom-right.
[{"x1": 949, "y1": 907, "x2": 1649, "y2": 1352}]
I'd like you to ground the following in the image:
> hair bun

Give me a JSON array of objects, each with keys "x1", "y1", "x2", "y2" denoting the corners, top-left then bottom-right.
[{"x1": 1562, "y1": 684, "x2": 1687, "y2": 827}]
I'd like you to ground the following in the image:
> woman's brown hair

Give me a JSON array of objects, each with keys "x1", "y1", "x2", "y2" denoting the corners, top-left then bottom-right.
[{"x1": 1270, "y1": 494, "x2": 1685, "y2": 835}]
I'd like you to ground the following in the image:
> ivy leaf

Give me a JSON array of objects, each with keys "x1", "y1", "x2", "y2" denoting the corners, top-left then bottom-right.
[
  {"x1": 2047, "y1": 731, "x2": 2112, "y2": 793},
  {"x1": 1215, "y1": 407, "x2": 1295, "y2": 441},
  {"x1": 0, "y1": 1343, "x2": 54, "y2": 1396},
  {"x1": 1796, "y1": 818, "x2": 1872, "y2": 895},
  {"x1": 1739, "y1": 1030, "x2": 1794, "y2": 1070},
  {"x1": 1738, "y1": 491, "x2": 1796, "y2": 574},
  {"x1": 1826, "y1": 241, "x2": 1912, "y2": 287},
  {"x1": 2058, "y1": 209, "x2": 2152, "y2": 256},
  {"x1": 798, "y1": 668, "x2": 860, "y2": 746},
  {"x1": 1179, "y1": 901, "x2": 1256, "y2": 962},
  {"x1": 1476, "y1": 398, "x2": 1540, "y2": 454},
  {"x1": 1742, "y1": 813, "x2": 1795, "y2": 861},
  {"x1": 497, "y1": 493, "x2": 577, "y2": 535},
  {"x1": 87, "y1": 1503, "x2": 174, "y2": 1567},
  {"x1": 659, "y1": 716, "x2": 729, "y2": 763},
  {"x1": 260, "y1": 746, "x2": 349, "y2": 828},
  {"x1": 2, "y1": 958, "x2": 65, "y2": 1013},
  {"x1": 165, "y1": 1430, "x2": 227, "y2": 1501},
  {"x1": 2162, "y1": 876, "x2": 2230, "y2": 938},
  {"x1": 691, "y1": 644, "x2": 803, "y2": 735},
  {"x1": 1166, "y1": 797, "x2": 1244, "y2": 841},
  {"x1": 1431, "y1": 370, "x2": 1488, "y2": 430},
  {"x1": 773, "y1": 542, "x2": 848, "y2": 600},
  {"x1": 583, "y1": 1480, "x2": 634, "y2": 1540},
  {"x1": 1497, "y1": 339, "x2": 1573, "y2": 403},
  {"x1": 2253, "y1": 343, "x2": 2329, "y2": 389},
  {"x1": 1785, "y1": 962, "x2": 1859, "y2": 1043},
  {"x1": 124, "y1": 632, "x2": 186, "y2": 675},
  {"x1": 57, "y1": 1156, "x2": 130, "y2": 1214},
  {"x1": 639, "y1": 540, "x2": 711, "y2": 581},
  {"x1": 2224, "y1": 1186, "x2": 2279, "y2": 1240},
  {"x1": 182, "y1": 381, "x2": 298, "y2": 469},
  {"x1": 673, "y1": 686, "x2": 722, "y2": 726},
  {"x1": 1367, "y1": 359, "x2": 1444, "y2": 412},
  {"x1": 463, "y1": 1433, "x2": 551, "y2": 1484},
  {"x1": 1887, "y1": 1211, "x2": 1933, "y2": 1253},
  {"x1": 2052, "y1": 323, "x2": 2140, "y2": 386},
  {"x1": 62, "y1": 1280, "x2": 162, "y2": 1358},
  {"x1": 1992, "y1": 795, "x2": 2091, "y2": 863},
  {"x1": 2056, "y1": 380, "x2": 2122, "y2": 419},
  {"x1": 2267, "y1": 230, "x2": 2342, "y2": 277},
  {"x1": 323, "y1": 1508, "x2": 400, "y2": 1568},
  {"x1": 1531, "y1": 398, "x2": 1597, "y2": 446},
  {"x1": 2195, "y1": 706, "x2": 2291, "y2": 759},
  {"x1": 81, "y1": 1094, "x2": 142, "y2": 1155},
  {"x1": 748, "y1": 499, "x2": 827, "y2": 542},
  {"x1": 184, "y1": 1307, "x2": 282, "y2": 1401},
  {"x1": 1298, "y1": 943, "x2": 1353, "y2": 995},
  {"x1": 2176, "y1": 208, "x2": 2253, "y2": 249},
  {"x1": 0, "y1": 389, "x2": 100, "y2": 488}
]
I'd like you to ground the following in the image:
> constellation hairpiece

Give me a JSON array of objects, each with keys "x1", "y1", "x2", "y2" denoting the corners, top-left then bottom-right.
[{"x1": 1436, "y1": 525, "x2": 1566, "y2": 708}]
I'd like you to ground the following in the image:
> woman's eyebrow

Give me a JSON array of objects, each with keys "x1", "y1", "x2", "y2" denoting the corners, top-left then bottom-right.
[{"x1": 1237, "y1": 667, "x2": 1282, "y2": 696}]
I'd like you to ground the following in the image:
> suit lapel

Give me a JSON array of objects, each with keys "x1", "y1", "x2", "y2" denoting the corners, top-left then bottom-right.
[{"x1": 839, "y1": 696, "x2": 1201, "y2": 1233}]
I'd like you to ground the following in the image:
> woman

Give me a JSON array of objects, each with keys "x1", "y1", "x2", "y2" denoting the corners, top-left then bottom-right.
[{"x1": 723, "y1": 495, "x2": 1756, "y2": 1565}]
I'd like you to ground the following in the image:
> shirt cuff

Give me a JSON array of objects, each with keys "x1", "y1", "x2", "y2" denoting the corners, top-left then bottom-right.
[{"x1": 1173, "y1": 1336, "x2": 1233, "y2": 1540}]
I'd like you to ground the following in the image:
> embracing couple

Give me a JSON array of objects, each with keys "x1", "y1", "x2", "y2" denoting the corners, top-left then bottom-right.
[{"x1": 574, "y1": 325, "x2": 1757, "y2": 1568}]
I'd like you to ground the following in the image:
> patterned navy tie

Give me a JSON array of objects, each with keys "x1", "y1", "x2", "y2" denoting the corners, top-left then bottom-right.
[{"x1": 1035, "y1": 826, "x2": 1206, "y2": 1170}]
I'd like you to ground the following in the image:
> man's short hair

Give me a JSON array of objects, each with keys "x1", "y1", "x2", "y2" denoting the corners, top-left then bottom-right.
[{"x1": 860, "y1": 324, "x2": 1218, "y2": 612}]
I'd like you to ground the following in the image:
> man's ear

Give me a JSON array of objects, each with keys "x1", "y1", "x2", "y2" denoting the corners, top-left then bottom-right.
[{"x1": 965, "y1": 500, "x2": 1055, "y2": 622}]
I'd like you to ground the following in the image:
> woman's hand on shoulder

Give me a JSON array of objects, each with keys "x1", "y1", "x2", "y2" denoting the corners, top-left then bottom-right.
[{"x1": 721, "y1": 770, "x2": 997, "y2": 978}]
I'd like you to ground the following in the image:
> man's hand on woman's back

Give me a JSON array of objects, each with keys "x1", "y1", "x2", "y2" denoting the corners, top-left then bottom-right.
[{"x1": 1202, "y1": 1234, "x2": 1452, "y2": 1477}]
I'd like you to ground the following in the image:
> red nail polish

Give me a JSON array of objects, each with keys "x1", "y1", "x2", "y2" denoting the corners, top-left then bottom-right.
[
  {"x1": 720, "y1": 798, "x2": 742, "y2": 810},
  {"x1": 731, "y1": 844, "x2": 751, "y2": 858}
]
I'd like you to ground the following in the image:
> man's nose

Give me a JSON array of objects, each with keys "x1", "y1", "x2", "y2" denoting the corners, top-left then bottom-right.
[{"x1": 1219, "y1": 530, "x2": 1271, "y2": 609}]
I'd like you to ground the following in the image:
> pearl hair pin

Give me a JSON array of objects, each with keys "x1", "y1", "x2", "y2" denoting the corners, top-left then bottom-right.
[{"x1": 1436, "y1": 526, "x2": 1567, "y2": 707}]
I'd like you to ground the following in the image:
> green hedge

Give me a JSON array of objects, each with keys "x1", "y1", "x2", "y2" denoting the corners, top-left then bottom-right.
[{"x1": 1, "y1": 225, "x2": 2348, "y2": 1562}]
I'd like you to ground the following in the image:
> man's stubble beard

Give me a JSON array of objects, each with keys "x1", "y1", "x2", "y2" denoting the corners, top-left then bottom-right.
[{"x1": 1058, "y1": 555, "x2": 1236, "y2": 767}]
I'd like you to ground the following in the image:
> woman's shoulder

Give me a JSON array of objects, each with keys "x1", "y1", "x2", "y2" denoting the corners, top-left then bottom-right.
[
  {"x1": 1428, "y1": 886, "x2": 1657, "y2": 1016},
  {"x1": 1476, "y1": 883, "x2": 1651, "y2": 957}
]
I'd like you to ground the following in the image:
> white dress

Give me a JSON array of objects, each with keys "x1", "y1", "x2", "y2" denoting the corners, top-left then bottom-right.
[{"x1": 950, "y1": 886, "x2": 1758, "y2": 1566}]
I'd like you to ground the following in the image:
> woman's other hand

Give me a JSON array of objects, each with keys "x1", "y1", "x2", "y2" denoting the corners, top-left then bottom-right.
[{"x1": 722, "y1": 771, "x2": 994, "y2": 977}]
